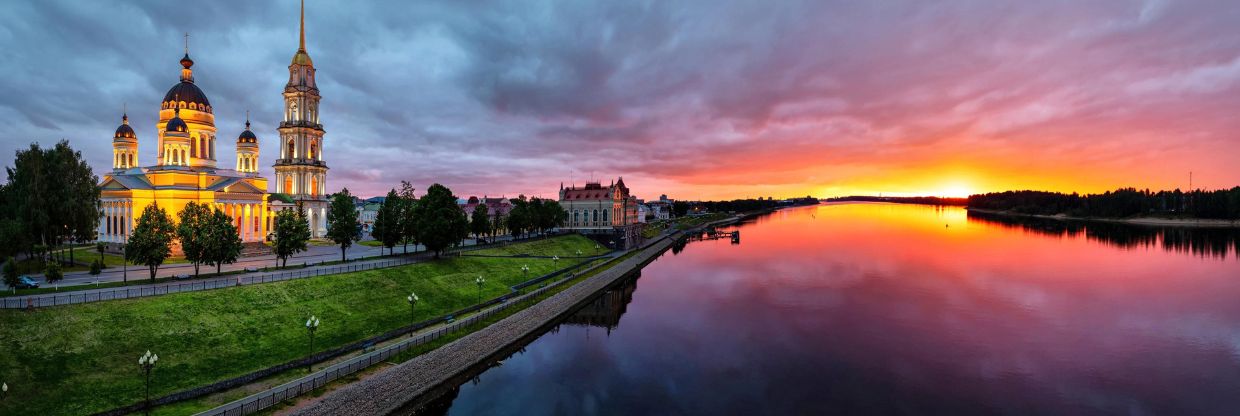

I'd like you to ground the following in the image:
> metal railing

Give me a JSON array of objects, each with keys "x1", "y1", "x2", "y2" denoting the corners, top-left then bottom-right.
[
  {"x1": 4, "y1": 256, "x2": 428, "y2": 309},
  {"x1": 197, "y1": 260, "x2": 591, "y2": 416}
]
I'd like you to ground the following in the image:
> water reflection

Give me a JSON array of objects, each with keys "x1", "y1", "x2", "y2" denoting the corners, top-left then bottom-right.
[
  {"x1": 420, "y1": 203, "x2": 1240, "y2": 415},
  {"x1": 968, "y1": 210, "x2": 1240, "y2": 259}
]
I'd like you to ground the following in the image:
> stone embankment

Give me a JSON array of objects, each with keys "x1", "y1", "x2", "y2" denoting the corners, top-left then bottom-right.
[{"x1": 293, "y1": 214, "x2": 746, "y2": 416}]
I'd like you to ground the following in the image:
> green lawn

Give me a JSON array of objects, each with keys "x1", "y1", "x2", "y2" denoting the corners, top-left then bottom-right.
[
  {"x1": 0, "y1": 235, "x2": 601, "y2": 415},
  {"x1": 471, "y1": 236, "x2": 610, "y2": 257}
]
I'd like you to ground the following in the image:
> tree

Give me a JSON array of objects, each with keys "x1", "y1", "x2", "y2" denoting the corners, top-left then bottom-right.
[
  {"x1": 44, "y1": 262, "x2": 63, "y2": 286},
  {"x1": 672, "y1": 201, "x2": 691, "y2": 218},
  {"x1": 4, "y1": 141, "x2": 100, "y2": 260},
  {"x1": 272, "y1": 207, "x2": 311, "y2": 268},
  {"x1": 95, "y1": 242, "x2": 106, "y2": 268},
  {"x1": 326, "y1": 188, "x2": 361, "y2": 262},
  {"x1": 2, "y1": 257, "x2": 18, "y2": 289},
  {"x1": 398, "y1": 181, "x2": 418, "y2": 253},
  {"x1": 373, "y1": 189, "x2": 402, "y2": 255},
  {"x1": 126, "y1": 203, "x2": 176, "y2": 281},
  {"x1": 507, "y1": 199, "x2": 530, "y2": 239},
  {"x1": 203, "y1": 208, "x2": 244, "y2": 275},
  {"x1": 413, "y1": 183, "x2": 469, "y2": 258},
  {"x1": 540, "y1": 199, "x2": 568, "y2": 233},
  {"x1": 491, "y1": 211, "x2": 506, "y2": 240},
  {"x1": 470, "y1": 202, "x2": 490, "y2": 242},
  {"x1": 176, "y1": 202, "x2": 212, "y2": 277}
]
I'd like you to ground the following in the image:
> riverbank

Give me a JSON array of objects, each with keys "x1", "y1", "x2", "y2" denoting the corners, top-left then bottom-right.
[
  {"x1": 967, "y1": 208, "x2": 1240, "y2": 228},
  {"x1": 291, "y1": 214, "x2": 746, "y2": 416},
  {"x1": 0, "y1": 236, "x2": 607, "y2": 416}
]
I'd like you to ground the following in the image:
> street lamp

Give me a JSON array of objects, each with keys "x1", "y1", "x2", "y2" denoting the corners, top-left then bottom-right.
[
  {"x1": 522, "y1": 264, "x2": 530, "y2": 279},
  {"x1": 406, "y1": 292, "x2": 419, "y2": 338},
  {"x1": 551, "y1": 256, "x2": 558, "y2": 267},
  {"x1": 575, "y1": 249, "x2": 582, "y2": 256},
  {"x1": 305, "y1": 315, "x2": 320, "y2": 372},
  {"x1": 138, "y1": 350, "x2": 158, "y2": 415},
  {"x1": 475, "y1": 276, "x2": 485, "y2": 304},
  {"x1": 2, "y1": 382, "x2": 7, "y2": 402}
]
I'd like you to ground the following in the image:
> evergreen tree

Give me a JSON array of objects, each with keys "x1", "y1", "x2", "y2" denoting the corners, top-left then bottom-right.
[
  {"x1": 398, "y1": 181, "x2": 418, "y2": 253},
  {"x1": 413, "y1": 183, "x2": 469, "y2": 258},
  {"x1": 470, "y1": 202, "x2": 490, "y2": 242},
  {"x1": 126, "y1": 202, "x2": 176, "y2": 281},
  {"x1": 272, "y1": 207, "x2": 311, "y2": 268},
  {"x1": 326, "y1": 188, "x2": 361, "y2": 262},
  {"x1": 176, "y1": 202, "x2": 212, "y2": 277},
  {"x1": 491, "y1": 211, "x2": 506, "y2": 240},
  {"x1": 203, "y1": 208, "x2": 244, "y2": 275}
]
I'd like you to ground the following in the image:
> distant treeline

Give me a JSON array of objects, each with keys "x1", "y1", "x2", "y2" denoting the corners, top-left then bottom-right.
[
  {"x1": 689, "y1": 196, "x2": 819, "y2": 214},
  {"x1": 825, "y1": 195, "x2": 968, "y2": 206},
  {"x1": 967, "y1": 188, "x2": 1240, "y2": 220}
]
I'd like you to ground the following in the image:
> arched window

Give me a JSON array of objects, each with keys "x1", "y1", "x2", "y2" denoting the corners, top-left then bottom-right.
[
  {"x1": 310, "y1": 176, "x2": 318, "y2": 196},
  {"x1": 284, "y1": 176, "x2": 294, "y2": 194},
  {"x1": 191, "y1": 136, "x2": 198, "y2": 158},
  {"x1": 593, "y1": 210, "x2": 599, "y2": 222},
  {"x1": 309, "y1": 142, "x2": 316, "y2": 160},
  {"x1": 603, "y1": 209, "x2": 609, "y2": 223},
  {"x1": 573, "y1": 211, "x2": 579, "y2": 224},
  {"x1": 287, "y1": 140, "x2": 295, "y2": 159}
]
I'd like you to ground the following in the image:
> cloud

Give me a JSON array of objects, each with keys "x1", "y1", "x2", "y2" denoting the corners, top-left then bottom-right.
[{"x1": 0, "y1": 0, "x2": 1238, "y2": 200}]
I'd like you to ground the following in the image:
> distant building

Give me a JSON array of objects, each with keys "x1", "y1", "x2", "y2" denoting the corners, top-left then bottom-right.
[
  {"x1": 357, "y1": 202, "x2": 381, "y2": 232},
  {"x1": 459, "y1": 196, "x2": 513, "y2": 224},
  {"x1": 646, "y1": 200, "x2": 672, "y2": 220},
  {"x1": 559, "y1": 178, "x2": 642, "y2": 248}
]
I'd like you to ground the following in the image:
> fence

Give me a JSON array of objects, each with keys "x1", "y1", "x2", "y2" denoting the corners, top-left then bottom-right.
[
  {"x1": 4, "y1": 233, "x2": 579, "y2": 310},
  {"x1": 195, "y1": 256, "x2": 604, "y2": 416},
  {"x1": 3, "y1": 256, "x2": 436, "y2": 309}
]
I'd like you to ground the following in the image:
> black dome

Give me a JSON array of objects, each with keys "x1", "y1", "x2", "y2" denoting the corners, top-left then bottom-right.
[
  {"x1": 238, "y1": 129, "x2": 257, "y2": 143},
  {"x1": 166, "y1": 110, "x2": 188, "y2": 133},
  {"x1": 114, "y1": 114, "x2": 136, "y2": 139},
  {"x1": 163, "y1": 82, "x2": 211, "y2": 111},
  {"x1": 114, "y1": 123, "x2": 136, "y2": 139}
]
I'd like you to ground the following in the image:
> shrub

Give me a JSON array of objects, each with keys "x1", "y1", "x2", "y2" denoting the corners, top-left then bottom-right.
[
  {"x1": 89, "y1": 259, "x2": 103, "y2": 275},
  {"x1": 45, "y1": 262, "x2": 63, "y2": 285}
]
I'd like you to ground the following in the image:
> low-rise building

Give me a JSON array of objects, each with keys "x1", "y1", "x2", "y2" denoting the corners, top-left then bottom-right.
[{"x1": 559, "y1": 178, "x2": 642, "y2": 248}]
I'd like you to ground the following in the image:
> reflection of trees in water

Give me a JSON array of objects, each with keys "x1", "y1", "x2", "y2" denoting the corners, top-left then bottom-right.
[
  {"x1": 968, "y1": 211, "x2": 1240, "y2": 259},
  {"x1": 672, "y1": 237, "x2": 688, "y2": 255}
]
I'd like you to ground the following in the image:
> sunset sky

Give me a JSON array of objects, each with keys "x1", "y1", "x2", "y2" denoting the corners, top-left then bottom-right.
[{"x1": 1, "y1": 0, "x2": 1238, "y2": 200}]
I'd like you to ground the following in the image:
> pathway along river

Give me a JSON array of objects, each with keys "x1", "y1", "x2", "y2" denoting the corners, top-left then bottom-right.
[{"x1": 414, "y1": 202, "x2": 1240, "y2": 415}]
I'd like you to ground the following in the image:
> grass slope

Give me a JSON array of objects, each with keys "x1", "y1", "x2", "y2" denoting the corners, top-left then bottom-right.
[{"x1": 0, "y1": 235, "x2": 601, "y2": 415}]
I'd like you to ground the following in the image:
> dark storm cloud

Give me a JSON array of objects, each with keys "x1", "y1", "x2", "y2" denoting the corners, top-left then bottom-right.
[{"x1": 1, "y1": 0, "x2": 1239, "y2": 199}]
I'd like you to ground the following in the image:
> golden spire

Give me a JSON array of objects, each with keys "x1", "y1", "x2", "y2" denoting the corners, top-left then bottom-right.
[
  {"x1": 184, "y1": 32, "x2": 189, "y2": 54},
  {"x1": 299, "y1": 0, "x2": 306, "y2": 51}
]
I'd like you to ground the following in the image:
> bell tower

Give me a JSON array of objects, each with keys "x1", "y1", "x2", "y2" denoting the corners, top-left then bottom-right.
[{"x1": 273, "y1": 0, "x2": 329, "y2": 236}]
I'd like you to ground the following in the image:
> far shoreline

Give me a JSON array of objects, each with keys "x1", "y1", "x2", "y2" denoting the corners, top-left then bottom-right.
[{"x1": 967, "y1": 208, "x2": 1240, "y2": 228}]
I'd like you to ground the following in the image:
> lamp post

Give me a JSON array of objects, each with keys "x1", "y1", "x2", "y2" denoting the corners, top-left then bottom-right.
[
  {"x1": 551, "y1": 256, "x2": 558, "y2": 267},
  {"x1": 522, "y1": 264, "x2": 530, "y2": 280},
  {"x1": 305, "y1": 315, "x2": 320, "y2": 372},
  {"x1": 575, "y1": 249, "x2": 582, "y2": 256},
  {"x1": 406, "y1": 292, "x2": 419, "y2": 338},
  {"x1": 2, "y1": 382, "x2": 7, "y2": 403},
  {"x1": 138, "y1": 350, "x2": 158, "y2": 415},
  {"x1": 475, "y1": 276, "x2": 485, "y2": 304}
]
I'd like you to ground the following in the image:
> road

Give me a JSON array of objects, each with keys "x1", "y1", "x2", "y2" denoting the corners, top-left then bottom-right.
[{"x1": 8, "y1": 237, "x2": 507, "y2": 289}]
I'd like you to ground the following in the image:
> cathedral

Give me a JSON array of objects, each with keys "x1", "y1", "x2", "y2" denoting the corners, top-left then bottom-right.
[{"x1": 97, "y1": 0, "x2": 329, "y2": 247}]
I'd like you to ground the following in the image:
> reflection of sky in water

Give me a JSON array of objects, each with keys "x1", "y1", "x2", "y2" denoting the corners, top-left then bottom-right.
[{"x1": 438, "y1": 203, "x2": 1240, "y2": 415}]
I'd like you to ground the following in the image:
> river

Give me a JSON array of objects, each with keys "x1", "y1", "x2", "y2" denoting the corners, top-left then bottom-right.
[{"x1": 418, "y1": 202, "x2": 1240, "y2": 415}]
